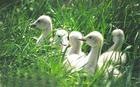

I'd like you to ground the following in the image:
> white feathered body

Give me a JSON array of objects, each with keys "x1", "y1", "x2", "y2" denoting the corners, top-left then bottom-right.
[
  {"x1": 98, "y1": 51, "x2": 126, "y2": 68},
  {"x1": 63, "y1": 53, "x2": 87, "y2": 72}
]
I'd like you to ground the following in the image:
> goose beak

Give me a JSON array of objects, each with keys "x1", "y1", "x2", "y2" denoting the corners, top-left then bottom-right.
[
  {"x1": 61, "y1": 42, "x2": 70, "y2": 47},
  {"x1": 61, "y1": 43, "x2": 68, "y2": 46},
  {"x1": 78, "y1": 38, "x2": 86, "y2": 41},
  {"x1": 30, "y1": 23, "x2": 36, "y2": 28}
]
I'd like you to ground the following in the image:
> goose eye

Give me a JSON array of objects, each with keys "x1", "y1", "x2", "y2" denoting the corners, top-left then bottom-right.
[
  {"x1": 37, "y1": 20, "x2": 41, "y2": 23},
  {"x1": 58, "y1": 35, "x2": 61, "y2": 37},
  {"x1": 88, "y1": 36, "x2": 92, "y2": 39}
]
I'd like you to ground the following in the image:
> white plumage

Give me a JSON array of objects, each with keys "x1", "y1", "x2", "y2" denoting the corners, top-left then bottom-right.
[
  {"x1": 82, "y1": 31, "x2": 104, "y2": 74},
  {"x1": 31, "y1": 15, "x2": 52, "y2": 45},
  {"x1": 67, "y1": 31, "x2": 85, "y2": 55},
  {"x1": 98, "y1": 29, "x2": 126, "y2": 77},
  {"x1": 30, "y1": 15, "x2": 126, "y2": 77},
  {"x1": 54, "y1": 28, "x2": 69, "y2": 52},
  {"x1": 63, "y1": 31, "x2": 86, "y2": 72},
  {"x1": 64, "y1": 31, "x2": 104, "y2": 74}
]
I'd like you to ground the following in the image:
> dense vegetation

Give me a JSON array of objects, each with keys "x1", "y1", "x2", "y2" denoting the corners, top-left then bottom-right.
[{"x1": 0, "y1": 0, "x2": 139, "y2": 87}]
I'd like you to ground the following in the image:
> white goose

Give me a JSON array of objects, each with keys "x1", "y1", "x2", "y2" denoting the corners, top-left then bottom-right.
[
  {"x1": 81, "y1": 31, "x2": 104, "y2": 74},
  {"x1": 54, "y1": 28, "x2": 69, "y2": 52},
  {"x1": 108, "y1": 29, "x2": 125, "y2": 51},
  {"x1": 63, "y1": 31, "x2": 86, "y2": 72},
  {"x1": 64, "y1": 31, "x2": 104, "y2": 74},
  {"x1": 31, "y1": 15, "x2": 52, "y2": 45},
  {"x1": 67, "y1": 31, "x2": 85, "y2": 55},
  {"x1": 98, "y1": 29, "x2": 126, "y2": 77}
]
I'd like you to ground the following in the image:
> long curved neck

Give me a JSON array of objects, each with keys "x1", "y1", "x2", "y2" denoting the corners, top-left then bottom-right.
[
  {"x1": 36, "y1": 24, "x2": 52, "y2": 45},
  {"x1": 85, "y1": 46, "x2": 101, "y2": 73},
  {"x1": 69, "y1": 46, "x2": 81, "y2": 54},
  {"x1": 68, "y1": 43, "x2": 81, "y2": 55},
  {"x1": 108, "y1": 40, "x2": 123, "y2": 51}
]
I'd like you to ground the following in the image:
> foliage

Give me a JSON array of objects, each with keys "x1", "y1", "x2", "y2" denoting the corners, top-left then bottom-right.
[{"x1": 0, "y1": 0, "x2": 139, "y2": 87}]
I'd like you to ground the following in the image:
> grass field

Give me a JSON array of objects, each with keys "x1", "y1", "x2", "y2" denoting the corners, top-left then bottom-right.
[{"x1": 0, "y1": 0, "x2": 140, "y2": 87}]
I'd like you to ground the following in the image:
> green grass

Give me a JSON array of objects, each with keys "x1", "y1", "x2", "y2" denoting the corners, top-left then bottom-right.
[{"x1": 0, "y1": 0, "x2": 140, "y2": 87}]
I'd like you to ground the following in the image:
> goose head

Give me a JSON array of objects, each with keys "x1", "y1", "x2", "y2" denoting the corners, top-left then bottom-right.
[
  {"x1": 82, "y1": 31, "x2": 104, "y2": 48},
  {"x1": 31, "y1": 15, "x2": 52, "y2": 45},
  {"x1": 55, "y1": 29, "x2": 69, "y2": 46},
  {"x1": 55, "y1": 29, "x2": 68, "y2": 39},
  {"x1": 112, "y1": 29, "x2": 124, "y2": 44},
  {"x1": 69, "y1": 31, "x2": 83, "y2": 49},
  {"x1": 31, "y1": 15, "x2": 52, "y2": 32},
  {"x1": 78, "y1": 31, "x2": 104, "y2": 74}
]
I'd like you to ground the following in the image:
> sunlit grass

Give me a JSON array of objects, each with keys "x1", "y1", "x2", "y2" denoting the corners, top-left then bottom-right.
[{"x1": 0, "y1": 0, "x2": 139, "y2": 87}]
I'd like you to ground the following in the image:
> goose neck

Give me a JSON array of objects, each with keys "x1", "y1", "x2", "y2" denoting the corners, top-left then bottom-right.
[
  {"x1": 108, "y1": 41, "x2": 123, "y2": 51},
  {"x1": 85, "y1": 46, "x2": 101, "y2": 73},
  {"x1": 87, "y1": 46, "x2": 101, "y2": 64},
  {"x1": 70, "y1": 47, "x2": 81, "y2": 54},
  {"x1": 36, "y1": 24, "x2": 52, "y2": 45}
]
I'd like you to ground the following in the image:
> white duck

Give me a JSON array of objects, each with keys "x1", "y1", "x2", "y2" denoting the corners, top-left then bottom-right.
[
  {"x1": 64, "y1": 31, "x2": 104, "y2": 73},
  {"x1": 98, "y1": 29, "x2": 126, "y2": 77},
  {"x1": 54, "y1": 28, "x2": 69, "y2": 52},
  {"x1": 31, "y1": 15, "x2": 52, "y2": 45}
]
